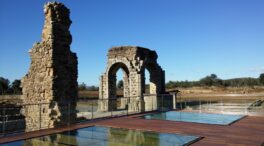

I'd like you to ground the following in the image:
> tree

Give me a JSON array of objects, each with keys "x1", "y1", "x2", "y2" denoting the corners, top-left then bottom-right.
[
  {"x1": 78, "y1": 82, "x2": 87, "y2": 91},
  {"x1": 200, "y1": 74, "x2": 222, "y2": 86},
  {"x1": 259, "y1": 73, "x2": 264, "y2": 85},
  {"x1": 117, "y1": 80, "x2": 123, "y2": 89},
  {"x1": 0, "y1": 77, "x2": 10, "y2": 95},
  {"x1": 10, "y1": 79, "x2": 22, "y2": 94},
  {"x1": 86, "y1": 86, "x2": 99, "y2": 91},
  {"x1": 166, "y1": 81, "x2": 177, "y2": 89}
]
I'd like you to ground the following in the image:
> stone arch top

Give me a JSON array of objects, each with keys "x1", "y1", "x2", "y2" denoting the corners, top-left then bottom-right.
[
  {"x1": 107, "y1": 62, "x2": 129, "y2": 77},
  {"x1": 106, "y1": 46, "x2": 160, "y2": 73},
  {"x1": 108, "y1": 46, "x2": 158, "y2": 62}
]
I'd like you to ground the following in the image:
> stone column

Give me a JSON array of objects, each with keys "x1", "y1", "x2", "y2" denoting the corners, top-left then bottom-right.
[
  {"x1": 98, "y1": 75, "x2": 109, "y2": 111},
  {"x1": 170, "y1": 92, "x2": 177, "y2": 110},
  {"x1": 128, "y1": 72, "x2": 144, "y2": 112}
]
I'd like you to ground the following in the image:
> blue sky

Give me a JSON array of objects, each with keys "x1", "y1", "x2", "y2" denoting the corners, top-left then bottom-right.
[{"x1": 0, "y1": 0, "x2": 263, "y2": 86}]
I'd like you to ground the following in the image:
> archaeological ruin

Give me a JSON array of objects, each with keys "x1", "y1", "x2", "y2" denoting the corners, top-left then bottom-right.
[
  {"x1": 21, "y1": 2, "x2": 78, "y2": 131},
  {"x1": 18, "y1": 2, "x2": 171, "y2": 132},
  {"x1": 99, "y1": 46, "x2": 167, "y2": 112}
]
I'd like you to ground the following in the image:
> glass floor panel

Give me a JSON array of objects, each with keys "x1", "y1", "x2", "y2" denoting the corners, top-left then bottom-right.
[
  {"x1": 1, "y1": 126, "x2": 200, "y2": 146},
  {"x1": 141, "y1": 111, "x2": 245, "y2": 125}
]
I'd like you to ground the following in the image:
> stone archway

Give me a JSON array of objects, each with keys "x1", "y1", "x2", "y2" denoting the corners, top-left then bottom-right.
[
  {"x1": 108, "y1": 63, "x2": 130, "y2": 99},
  {"x1": 99, "y1": 46, "x2": 166, "y2": 112},
  {"x1": 142, "y1": 60, "x2": 166, "y2": 95},
  {"x1": 107, "y1": 62, "x2": 130, "y2": 110}
]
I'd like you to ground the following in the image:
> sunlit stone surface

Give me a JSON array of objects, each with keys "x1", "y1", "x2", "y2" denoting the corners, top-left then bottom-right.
[{"x1": 21, "y1": 2, "x2": 78, "y2": 131}]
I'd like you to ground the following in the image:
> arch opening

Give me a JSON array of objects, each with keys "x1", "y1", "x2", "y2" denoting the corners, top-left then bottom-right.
[
  {"x1": 108, "y1": 62, "x2": 130, "y2": 110},
  {"x1": 142, "y1": 63, "x2": 159, "y2": 95}
]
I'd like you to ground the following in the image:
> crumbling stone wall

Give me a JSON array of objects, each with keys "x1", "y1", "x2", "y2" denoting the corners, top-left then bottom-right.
[
  {"x1": 99, "y1": 46, "x2": 165, "y2": 112},
  {"x1": 21, "y1": 2, "x2": 78, "y2": 131}
]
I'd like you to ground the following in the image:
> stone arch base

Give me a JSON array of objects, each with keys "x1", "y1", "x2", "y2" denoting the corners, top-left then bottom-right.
[{"x1": 99, "y1": 46, "x2": 166, "y2": 112}]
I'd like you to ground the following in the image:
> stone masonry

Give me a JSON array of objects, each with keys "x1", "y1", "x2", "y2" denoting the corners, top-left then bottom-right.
[
  {"x1": 99, "y1": 46, "x2": 166, "y2": 112},
  {"x1": 21, "y1": 2, "x2": 78, "y2": 131}
]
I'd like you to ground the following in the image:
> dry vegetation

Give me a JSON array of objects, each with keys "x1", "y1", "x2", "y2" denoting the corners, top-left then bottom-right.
[
  {"x1": 169, "y1": 86, "x2": 264, "y2": 100},
  {"x1": 171, "y1": 86, "x2": 264, "y2": 94},
  {"x1": 78, "y1": 91, "x2": 99, "y2": 98},
  {"x1": 78, "y1": 86, "x2": 264, "y2": 99},
  {"x1": 78, "y1": 90, "x2": 124, "y2": 98}
]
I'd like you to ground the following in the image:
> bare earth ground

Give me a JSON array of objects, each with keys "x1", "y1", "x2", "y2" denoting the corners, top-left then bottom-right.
[
  {"x1": 2, "y1": 87, "x2": 262, "y2": 103},
  {"x1": 78, "y1": 87, "x2": 264, "y2": 100}
]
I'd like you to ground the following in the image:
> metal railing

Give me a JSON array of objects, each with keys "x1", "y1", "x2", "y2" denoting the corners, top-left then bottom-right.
[
  {"x1": 1, "y1": 94, "x2": 263, "y2": 137},
  {"x1": 175, "y1": 96, "x2": 264, "y2": 116},
  {"x1": 0, "y1": 94, "x2": 174, "y2": 137}
]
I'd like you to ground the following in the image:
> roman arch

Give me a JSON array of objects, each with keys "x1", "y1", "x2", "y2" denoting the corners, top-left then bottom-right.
[{"x1": 99, "y1": 46, "x2": 166, "y2": 112}]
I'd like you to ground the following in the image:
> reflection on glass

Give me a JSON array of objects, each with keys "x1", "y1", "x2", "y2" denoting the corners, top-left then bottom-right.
[
  {"x1": 3, "y1": 126, "x2": 199, "y2": 146},
  {"x1": 142, "y1": 111, "x2": 245, "y2": 125}
]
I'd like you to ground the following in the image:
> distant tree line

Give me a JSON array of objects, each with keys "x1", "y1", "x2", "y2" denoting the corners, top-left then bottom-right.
[
  {"x1": 78, "y1": 82, "x2": 99, "y2": 91},
  {"x1": 78, "y1": 80, "x2": 126, "y2": 91},
  {"x1": 166, "y1": 73, "x2": 264, "y2": 89},
  {"x1": 2, "y1": 73, "x2": 264, "y2": 94},
  {"x1": 0, "y1": 77, "x2": 22, "y2": 95}
]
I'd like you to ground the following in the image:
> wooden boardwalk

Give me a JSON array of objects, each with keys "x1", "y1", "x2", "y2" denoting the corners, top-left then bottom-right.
[
  {"x1": 96, "y1": 114, "x2": 264, "y2": 146},
  {"x1": 0, "y1": 112, "x2": 263, "y2": 145}
]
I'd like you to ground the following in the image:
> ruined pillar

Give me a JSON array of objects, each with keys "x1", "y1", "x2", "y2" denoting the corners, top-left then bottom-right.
[{"x1": 21, "y1": 2, "x2": 78, "y2": 131}]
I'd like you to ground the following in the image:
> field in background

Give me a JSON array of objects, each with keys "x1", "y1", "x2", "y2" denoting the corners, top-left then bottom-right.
[
  {"x1": 77, "y1": 87, "x2": 264, "y2": 117},
  {"x1": 78, "y1": 86, "x2": 264, "y2": 99},
  {"x1": 1, "y1": 87, "x2": 263, "y2": 103},
  {"x1": 170, "y1": 86, "x2": 264, "y2": 94}
]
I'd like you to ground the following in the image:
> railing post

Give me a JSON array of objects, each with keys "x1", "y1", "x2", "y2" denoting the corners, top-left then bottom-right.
[
  {"x1": 39, "y1": 103, "x2": 41, "y2": 130},
  {"x1": 5, "y1": 113, "x2": 8, "y2": 134},
  {"x1": 180, "y1": 99, "x2": 183, "y2": 110},
  {"x1": 2, "y1": 106, "x2": 6, "y2": 135},
  {"x1": 244, "y1": 99, "x2": 247, "y2": 115},
  {"x1": 152, "y1": 95, "x2": 153, "y2": 111},
  {"x1": 185, "y1": 100, "x2": 187, "y2": 110},
  {"x1": 126, "y1": 97, "x2": 128, "y2": 116},
  {"x1": 210, "y1": 99, "x2": 212, "y2": 109},
  {"x1": 170, "y1": 92, "x2": 177, "y2": 110},
  {"x1": 206, "y1": 100, "x2": 209, "y2": 111},
  {"x1": 162, "y1": 94, "x2": 164, "y2": 112},
  {"x1": 69, "y1": 102, "x2": 71, "y2": 126},
  {"x1": 92, "y1": 101, "x2": 94, "y2": 120},
  {"x1": 199, "y1": 98, "x2": 202, "y2": 113},
  {"x1": 110, "y1": 99, "x2": 113, "y2": 117},
  {"x1": 221, "y1": 97, "x2": 223, "y2": 113}
]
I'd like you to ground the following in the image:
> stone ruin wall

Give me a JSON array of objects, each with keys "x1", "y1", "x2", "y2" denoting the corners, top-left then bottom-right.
[{"x1": 21, "y1": 2, "x2": 78, "y2": 131}]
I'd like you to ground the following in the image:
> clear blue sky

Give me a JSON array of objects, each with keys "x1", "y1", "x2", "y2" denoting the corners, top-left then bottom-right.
[{"x1": 0, "y1": 0, "x2": 263, "y2": 86}]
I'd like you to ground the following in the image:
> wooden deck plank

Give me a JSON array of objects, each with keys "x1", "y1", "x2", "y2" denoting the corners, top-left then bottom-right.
[{"x1": 95, "y1": 114, "x2": 264, "y2": 145}]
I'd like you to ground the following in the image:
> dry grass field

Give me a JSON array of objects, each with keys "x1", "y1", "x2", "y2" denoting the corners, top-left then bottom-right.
[
  {"x1": 78, "y1": 91, "x2": 99, "y2": 98},
  {"x1": 78, "y1": 86, "x2": 264, "y2": 100}
]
